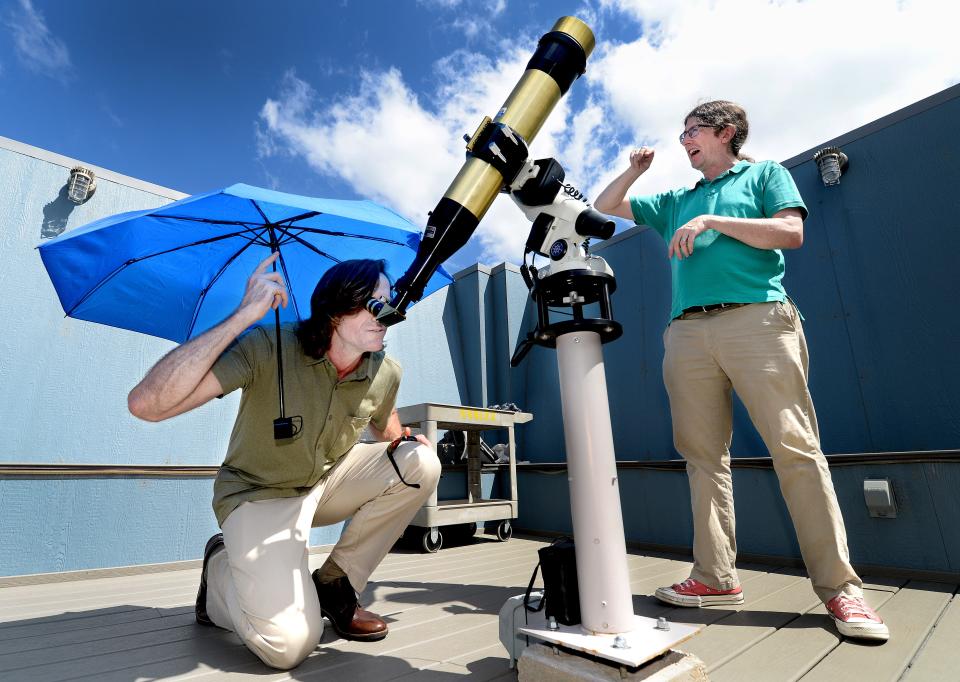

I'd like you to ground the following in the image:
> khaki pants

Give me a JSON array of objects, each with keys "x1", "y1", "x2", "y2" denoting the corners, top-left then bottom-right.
[
  {"x1": 204, "y1": 441, "x2": 440, "y2": 669},
  {"x1": 663, "y1": 301, "x2": 861, "y2": 603}
]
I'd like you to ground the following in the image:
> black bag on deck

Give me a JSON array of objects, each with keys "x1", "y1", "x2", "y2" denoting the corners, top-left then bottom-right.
[{"x1": 523, "y1": 537, "x2": 580, "y2": 626}]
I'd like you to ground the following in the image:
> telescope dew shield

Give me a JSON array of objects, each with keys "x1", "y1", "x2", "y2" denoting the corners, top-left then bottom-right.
[{"x1": 382, "y1": 17, "x2": 595, "y2": 324}]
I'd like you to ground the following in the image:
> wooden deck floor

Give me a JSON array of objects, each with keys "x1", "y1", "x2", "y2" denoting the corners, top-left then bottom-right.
[{"x1": 1, "y1": 535, "x2": 957, "y2": 681}]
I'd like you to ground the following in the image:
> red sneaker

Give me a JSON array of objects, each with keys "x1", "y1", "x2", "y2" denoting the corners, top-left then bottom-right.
[
  {"x1": 826, "y1": 595, "x2": 889, "y2": 641},
  {"x1": 655, "y1": 578, "x2": 744, "y2": 607}
]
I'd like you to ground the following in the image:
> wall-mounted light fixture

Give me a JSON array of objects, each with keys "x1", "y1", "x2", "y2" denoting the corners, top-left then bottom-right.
[
  {"x1": 67, "y1": 166, "x2": 97, "y2": 204},
  {"x1": 812, "y1": 147, "x2": 849, "y2": 187}
]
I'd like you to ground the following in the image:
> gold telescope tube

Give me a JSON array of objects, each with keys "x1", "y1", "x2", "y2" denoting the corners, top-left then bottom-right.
[
  {"x1": 382, "y1": 17, "x2": 595, "y2": 323},
  {"x1": 446, "y1": 17, "x2": 595, "y2": 221}
]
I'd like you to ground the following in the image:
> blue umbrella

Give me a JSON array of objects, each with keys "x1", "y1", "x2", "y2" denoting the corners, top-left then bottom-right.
[
  {"x1": 38, "y1": 183, "x2": 452, "y2": 431},
  {"x1": 39, "y1": 183, "x2": 451, "y2": 341}
]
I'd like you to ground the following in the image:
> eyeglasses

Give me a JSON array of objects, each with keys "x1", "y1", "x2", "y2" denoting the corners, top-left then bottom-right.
[{"x1": 679, "y1": 124, "x2": 720, "y2": 144}]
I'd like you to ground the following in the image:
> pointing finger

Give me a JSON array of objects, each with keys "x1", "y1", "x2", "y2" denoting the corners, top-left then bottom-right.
[{"x1": 254, "y1": 252, "x2": 280, "y2": 274}]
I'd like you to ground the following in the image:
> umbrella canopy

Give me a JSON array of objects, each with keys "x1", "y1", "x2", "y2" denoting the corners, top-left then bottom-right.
[{"x1": 38, "y1": 183, "x2": 453, "y2": 343}]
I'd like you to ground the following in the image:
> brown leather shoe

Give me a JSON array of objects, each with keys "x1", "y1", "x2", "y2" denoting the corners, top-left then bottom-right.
[
  {"x1": 196, "y1": 533, "x2": 224, "y2": 627},
  {"x1": 312, "y1": 572, "x2": 388, "y2": 641}
]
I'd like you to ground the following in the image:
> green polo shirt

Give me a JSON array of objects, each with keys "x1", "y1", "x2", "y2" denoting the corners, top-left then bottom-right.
[
  {"x1": 209, "y1": 324, "x2": 400, "y2": 525},
  {"x1": 630, "y1": 160, "x2": 808, "y2": 321}
]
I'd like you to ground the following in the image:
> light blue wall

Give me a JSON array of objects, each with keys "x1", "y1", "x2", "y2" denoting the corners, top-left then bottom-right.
[
  {"x1": 1, "y1": 478, "x2": 217, "y2": 572},
  {"x1": 385, "y1": 283, "x2": 467, "y2": 408},
  {"x1": 0, "y1": 144, "x2": 243, "y2": 576},
  {"x1": 0, "y1": 145, "x2": 242, "y2": 469},
  {"x1": 450, "y1": 264, "x2": 492, "y2": 407}
]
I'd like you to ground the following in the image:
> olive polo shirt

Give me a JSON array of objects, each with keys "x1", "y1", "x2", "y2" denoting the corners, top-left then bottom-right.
[
  {"x1": 630, "y1": 160, "x2": 808, "y2": 321},
  {"x1": 209, "y1": 324, "x2": 401, "y2": 526}
]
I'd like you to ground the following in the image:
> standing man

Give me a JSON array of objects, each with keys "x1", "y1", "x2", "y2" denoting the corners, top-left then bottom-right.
[
  {"x1": 128, "y1": 254, "x2": 441, "y2": 669},
  {"x1": 594, "y1": 100, "x2": 888, "y2": 641}
]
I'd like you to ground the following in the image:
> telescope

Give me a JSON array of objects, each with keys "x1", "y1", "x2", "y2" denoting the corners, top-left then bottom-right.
[
  {"x1": 380, "y1": 16, "x2": 701, "y2": 669},
  {"x1": 374, "y1": 17, "x2": 595, "y2": 326}
]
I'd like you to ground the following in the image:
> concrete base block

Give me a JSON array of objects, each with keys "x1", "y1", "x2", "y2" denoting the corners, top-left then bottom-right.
[{"x1": 518, "y1": 643, "x2": 708, "y2": 681}]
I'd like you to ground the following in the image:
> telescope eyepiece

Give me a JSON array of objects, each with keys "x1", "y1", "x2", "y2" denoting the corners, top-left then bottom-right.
[
  {"x1": 575, "y1": 207, "x2": 615, "y2": 241},
  {"x1": 368, "y1": 296, "x2": 406, "y2": 327}
]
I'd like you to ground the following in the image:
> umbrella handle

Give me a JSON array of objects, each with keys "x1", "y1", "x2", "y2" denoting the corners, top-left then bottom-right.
[
  {"x1": 267, "y1": 231, "x2": 301, "y2": 440},
  {"x1": 273, "y1": 303, "x2": 285, "y2": 419}
]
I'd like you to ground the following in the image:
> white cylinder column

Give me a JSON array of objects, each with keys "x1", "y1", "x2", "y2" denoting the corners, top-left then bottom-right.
[{"x1": 556, "y1": 331, "x2": 634, "y2": 634}]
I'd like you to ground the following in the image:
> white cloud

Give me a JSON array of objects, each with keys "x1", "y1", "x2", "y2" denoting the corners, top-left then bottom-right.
[
  {"x1": 589, "y1": 0, "x2": 960, "y2": 194},
  {"x1": 260, "y1": 68, "x2": 461, "y2": 240},
  {"x1": 4, "y1": 0, "x2": 71, "y2": 80},
  {"x1": 259, "y1": 42, "x2": 599, "y2": 265},
  {"x1": 434, "y1": 0, "x2": 509, "y2": 40}
]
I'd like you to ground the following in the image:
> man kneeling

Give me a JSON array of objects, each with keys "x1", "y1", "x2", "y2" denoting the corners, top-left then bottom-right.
[{"x1": 128, "y1": 255, "x2": 440, "y2": 669}]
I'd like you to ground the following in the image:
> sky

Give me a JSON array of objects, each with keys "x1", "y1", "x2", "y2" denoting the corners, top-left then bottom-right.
[{"x1": 2, "y1": 0, "x2": 958, "y2": 272}]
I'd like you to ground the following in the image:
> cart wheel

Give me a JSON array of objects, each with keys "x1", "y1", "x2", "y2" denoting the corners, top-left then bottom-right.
[
  {"x1": 495, "y1": 520, "x2": 512, "y2": 542},
  {"x1": 465, "y1": 522, "x2": 478, "y2": 538},
  {"x1": 421, "y1": 528, "x2": 443, "y2": 553}
]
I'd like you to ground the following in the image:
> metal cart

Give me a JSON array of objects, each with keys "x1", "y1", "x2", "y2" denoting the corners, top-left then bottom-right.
[{"x1": 397, "y1": 402, "x2": 532, "y2": 552}]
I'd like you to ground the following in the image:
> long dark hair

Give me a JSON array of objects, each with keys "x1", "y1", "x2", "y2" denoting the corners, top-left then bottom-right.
[
  {"x1": 295, "y1": 259, "x2": 389, "y2": 359},
  {"x1": 685, "y1": 100, "x2": 754, "y2": 162}
]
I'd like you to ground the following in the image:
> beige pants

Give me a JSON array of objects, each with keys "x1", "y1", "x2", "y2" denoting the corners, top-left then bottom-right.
[
  {"x1": 663, "y1": 301, "x2": 861, "y2": 603},
  {"x1": 204, "y1": 441, "x2": 440, "y2": 669}
]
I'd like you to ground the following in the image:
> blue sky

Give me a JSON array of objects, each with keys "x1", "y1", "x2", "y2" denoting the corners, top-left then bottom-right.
[
  {"x1": 3, "y1": 0, "x2": 958, "y2": 271},
  {"x1": 2, "y1": 1, "x2": 598, "y2": 194}
]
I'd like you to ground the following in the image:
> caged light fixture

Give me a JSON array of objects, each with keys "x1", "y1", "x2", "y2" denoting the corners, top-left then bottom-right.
[
  {"x1": 67, "y1": 166, "x2": 97, "y2": 204},
  {"x1": 812, "y1": 147, "x2": 849, "y2": 187}
]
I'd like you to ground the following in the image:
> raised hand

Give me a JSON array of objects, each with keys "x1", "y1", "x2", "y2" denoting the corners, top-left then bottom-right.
[
  {"x1": 629, "y1": 147, "x2": 655, "y2": 175},
  {"x1": 236, "y1": 252, "x2": 289, "y2": 324}
]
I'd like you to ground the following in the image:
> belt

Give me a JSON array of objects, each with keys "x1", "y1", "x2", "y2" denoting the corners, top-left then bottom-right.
[{"x1": 678, "y1": 302, "x2": 748, "y2": 318}]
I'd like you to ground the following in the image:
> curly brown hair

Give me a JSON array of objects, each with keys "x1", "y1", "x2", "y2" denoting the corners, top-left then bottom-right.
[
  {"x1": 295, "y1": 259, "x2": 390, "y2": 360},
  {"x1": 685, "y1": 100, "x2": 754, "y2": 162}
]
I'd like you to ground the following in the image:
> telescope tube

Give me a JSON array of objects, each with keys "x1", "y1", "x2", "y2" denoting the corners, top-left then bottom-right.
[{"x1": 380, "y1": 17, "x2": 595, "y2": 324}]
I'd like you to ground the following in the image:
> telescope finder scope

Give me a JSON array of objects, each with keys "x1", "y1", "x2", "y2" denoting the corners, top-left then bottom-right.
[{"x1": 379, "y1": 17, "x2": 595, "y2": 326}]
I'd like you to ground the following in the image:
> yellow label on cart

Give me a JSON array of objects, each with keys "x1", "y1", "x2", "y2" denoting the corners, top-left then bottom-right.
[{"x1": 459, "y1": 408, "x2": 498, "y2": 423}]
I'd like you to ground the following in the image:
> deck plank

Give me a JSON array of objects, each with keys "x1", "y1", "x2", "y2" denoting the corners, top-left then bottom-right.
[
  {"x1": 0, "y1": 607, "x2": 197, "y2": 656},
  {"x1": 0, "y1": 604, "x2": 192, "y2": 640},
  {"x1": 860, "y1": 574, "x2": 909, "y2": 593},
  {"x1": 801, "y1": 581, "x2": 955, "y2": 682},
  {"x1": 900, "y1": 589, "x2": 960, "y2": 681},
  {"x1": 676, "y1": 571, "x2": 819, "y2": 670},
  {"x1": 709, "y1": 588, "x2": 895, "y2": 682},
  {"x1": 169, "y1": 600, "x2": 509, "y2": 680}
]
